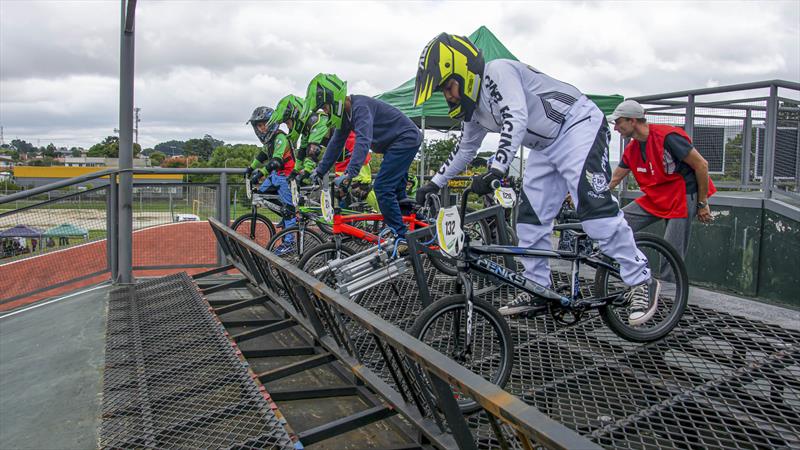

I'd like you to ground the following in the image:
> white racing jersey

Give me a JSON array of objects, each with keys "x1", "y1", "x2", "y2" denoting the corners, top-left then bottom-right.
[{"x1": 432, "y1": 59, "x2": 586, "y2": 186}]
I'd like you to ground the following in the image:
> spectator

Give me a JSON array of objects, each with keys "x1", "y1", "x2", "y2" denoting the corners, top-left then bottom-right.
[{"x1": 608, "y1": 100, "x2": 716, "y2": 267}]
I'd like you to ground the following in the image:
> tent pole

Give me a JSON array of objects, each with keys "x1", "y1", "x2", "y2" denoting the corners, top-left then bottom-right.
[{"x1": 420, "y1": 115, "x2": 426, "y2": 184}]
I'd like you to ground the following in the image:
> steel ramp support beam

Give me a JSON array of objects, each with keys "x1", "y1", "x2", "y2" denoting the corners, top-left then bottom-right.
[
  {"x1": 212, "y1": 294, "x2": 269, "y2": 315},
  {"x1": 231, "y1": 318, "x2": 296, "y2": 343},
  {"x1": 268, "y1": 386, "x2": 359, "y2": 401},
  {"x1": 256, "y1": 352, "x2": 336, "y2": 383},
  {"x1": 296, "y1": 405, "x2": 397, "y2": 446},
  {"x1": 201, "y1": 278, "x2": 248, "y2": 295}
]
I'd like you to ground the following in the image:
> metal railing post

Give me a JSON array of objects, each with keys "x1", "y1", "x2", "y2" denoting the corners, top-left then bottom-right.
[
  {"x1": 117, "y1": 0, "x2": 137, "y2": 284},
  {"x1": 685, "y1": 94, "x2": 696, "y2": 139},
  {"x1": 762, "y1": 85, "x2": 778, "y2": 199},
  {"x1": 217, "y1": 173, "x2": 228, "y2": 266},
  {"x1": 108, "y1": 173, "x2": 119, "y2": 281},
  {"x1": 741, "y1": 109, "x2": 753, "y2": 189}
]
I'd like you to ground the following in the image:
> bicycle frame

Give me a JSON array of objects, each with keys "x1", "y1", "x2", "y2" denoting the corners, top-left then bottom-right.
[{"x1": 331, "y1": 211, "x2": 430, "y2": 244}]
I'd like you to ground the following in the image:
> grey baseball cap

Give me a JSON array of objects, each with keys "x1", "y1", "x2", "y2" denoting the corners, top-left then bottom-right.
[{"x1": 607, "y1": 99, "x2": 645, "y2": 122}]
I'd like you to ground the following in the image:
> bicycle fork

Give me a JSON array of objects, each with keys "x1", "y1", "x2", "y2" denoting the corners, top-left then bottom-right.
[{"x1": 457, "y1": 272, "x2": 475, "y2": 362}]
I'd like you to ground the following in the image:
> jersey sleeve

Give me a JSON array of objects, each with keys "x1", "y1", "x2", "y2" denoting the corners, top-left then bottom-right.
[
  {"x1": 430, "y1": 121, "x2": 488, "y2": 187},
  {"x1": 346, "y1": 104, "x2": 373, "y2": 178},
  {"x1": 487, "y1": 65, "x2": 529, "y2": 174},
  {"x1": 270, "y1": 134, "x2": 289, "y2": 159}
]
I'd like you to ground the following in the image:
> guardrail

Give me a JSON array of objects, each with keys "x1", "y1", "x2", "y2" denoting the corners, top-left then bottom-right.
[{"x1": 208, "y1": 216, "x2": 600, "y2": 450}]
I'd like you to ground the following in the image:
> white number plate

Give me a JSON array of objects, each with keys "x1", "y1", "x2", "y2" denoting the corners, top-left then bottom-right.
[
  {"x1": 290, "y1": 179, "x2": 299, "y2": 206},
  {"x1": 436, "y1": 206, "x2": 463, "y2": 258},
  {"x1": 494, "y1": 186, "x2": 516, "y2": 208},
  {"x1": 320, "y1": 188, "x2": 334, "y2": 222},
  {"x1": 245, "y1": 177, "x2": 252, "y2": 200}
]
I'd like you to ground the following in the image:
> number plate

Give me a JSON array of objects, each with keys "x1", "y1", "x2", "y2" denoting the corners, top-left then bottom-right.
[
  {"x1": 436, "y1": 206, "x2": 463, "y2": 258},
  {"x1": 494, "y1": 186, "x2": 516, "y2": 208},
  {"x1": 290, "y1": 179, "x2": 299, "y2": 206},
  {"x1": 320, "y1": 188, "x2": 334, "y2": 222},
  {"x1": 245, "y1": 177, "x2": 252, "y2": 200}
]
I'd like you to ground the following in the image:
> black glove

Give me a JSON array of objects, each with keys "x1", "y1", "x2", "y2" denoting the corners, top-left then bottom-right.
[
  {"x1": 244, "y1": 166, "x2": 254, "y2": 178},
  {"x1": 471, "y1": 168, "x2": 504, "y2": 195},
  {"x1": 416, "y1": 181, "x2": 440, "y2": 204},
  {"x1": 266, "y1": 157, "x2": 283, "y2": 173},
  {"x1": 309, "y1": 169, "x2": 323, "y2": 186},
  {"x1": 287, "y1": 171, "x2": 298, "y2": 181},
  {"x1": 250, "y1": 171, "x2": 263, "y2": 186}
]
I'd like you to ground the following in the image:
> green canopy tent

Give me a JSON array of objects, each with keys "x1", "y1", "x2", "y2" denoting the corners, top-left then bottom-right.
[
  {"x1": 44, "y1": 223, "x2": 89, "y2": 246},
  {"x1": 375, "y1": 26, "x2": 624, "y2": 178}
]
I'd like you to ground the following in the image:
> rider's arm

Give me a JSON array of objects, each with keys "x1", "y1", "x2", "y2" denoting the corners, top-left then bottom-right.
[
  {"x1": 430, "y1": 122, "x2": 487, "y2": 187},
  {"x1": 317, "y1": 128, "x2": 346, "y2": 175},
  {"x1": 270, "y1": 134, "x2": 290, "y2": 160},
  {"x1": 249, "y1": 146, "x2": 269, "y2": 170},
  {"x1": 345, "y1": 103, "x2": 373, "y2": 179},
  {"x1": 485, "y1": 65, "x2": 529, "y2": 176}
]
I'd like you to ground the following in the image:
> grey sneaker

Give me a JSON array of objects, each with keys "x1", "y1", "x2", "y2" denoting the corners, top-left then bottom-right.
[
  {"x1": 498, "y1": 292, "x2": 546, "y2": 317},
  {"x1": 625, "y1": 278, "x2": 660, "y2": 325}
]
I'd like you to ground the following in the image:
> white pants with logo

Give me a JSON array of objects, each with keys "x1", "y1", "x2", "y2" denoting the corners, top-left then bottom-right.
[{"x1": 516, "y1": 98, "x2": 650, "y2": 288}]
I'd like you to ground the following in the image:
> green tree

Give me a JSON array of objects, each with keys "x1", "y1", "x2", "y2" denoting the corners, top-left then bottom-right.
[
  {"x1": 184, "y1": 138, "x2": 214, "y2": 161},
  {"x1": 11, "y1": 139, "x2": 35, "y2": 154},
  {"x1": 70, "y1": 147, "x2": 83, "y2": 157},
  {"x1": 149, "y1": 151, "x2": 167, "y2": 166},
  {"x1": 154, "y1": 140, "x2": 185, "y2": 156},
  {"x1": 44, "y1": 143, "x2": 58, "y2": 158},
  {"x1": 421, "y1": 134, "x2": 458, "y2": 176},
  {"x1": 86, "y1": 136, "x2": 141, "y2": 158}
]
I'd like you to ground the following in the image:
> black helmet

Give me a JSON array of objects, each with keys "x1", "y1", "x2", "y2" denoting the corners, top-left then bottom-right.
[
  {"x1": 247, "y1": 106, "x2": 277, "y2": 144},
  {"x1": 413, "y1": 33, "x2": 484, "y2": 121}
]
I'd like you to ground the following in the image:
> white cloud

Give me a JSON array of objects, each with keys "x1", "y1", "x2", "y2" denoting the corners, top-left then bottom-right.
[{"x1": 1, "y1": 0, "x2": 798, "y2": 149}]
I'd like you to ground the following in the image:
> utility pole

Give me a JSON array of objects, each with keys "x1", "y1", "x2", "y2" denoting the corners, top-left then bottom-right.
[{"x1": 0, "y1": 126, "x2": 5, "y2": 146}]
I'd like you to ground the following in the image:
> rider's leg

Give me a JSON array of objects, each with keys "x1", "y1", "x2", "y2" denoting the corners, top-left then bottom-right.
[
  {"x1": 274, "y1": 173, "x2": 296, "y2": 243},
  {"x1": 516, "y1": 150, "x2": 568, "y2": 288},
  {"x1": 549, "y1": 100, "x2": 650, "y2": 287},
  {"x1": 373, "y1": 147, "x2": 418, "y2": 238}
]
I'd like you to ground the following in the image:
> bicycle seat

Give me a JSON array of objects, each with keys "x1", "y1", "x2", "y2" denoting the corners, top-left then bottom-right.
[{"x1": 553, "y1": 222, "x2": 584, "y2": 231}]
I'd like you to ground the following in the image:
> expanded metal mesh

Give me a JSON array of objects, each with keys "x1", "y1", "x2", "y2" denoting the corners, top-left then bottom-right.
[
  {"x1": 100, "y1": 273, "x2": 293, "y2": 449},
  {"x1": 350, "y1": 259, "x2": 800, "y2": 450},
  {"x1": 0, "y1": 186, "x2": 109, "y2": 304}
]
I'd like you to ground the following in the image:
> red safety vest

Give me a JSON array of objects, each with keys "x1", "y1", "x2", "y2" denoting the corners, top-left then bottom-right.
[{"x1": 622, "y1": 124, "x2": 716, "y2": 218}]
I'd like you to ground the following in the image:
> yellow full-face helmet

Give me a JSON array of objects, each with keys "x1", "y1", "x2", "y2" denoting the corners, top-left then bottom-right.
[{"x1": 413, "y1": 33, "x2": 484, "y2": 121}]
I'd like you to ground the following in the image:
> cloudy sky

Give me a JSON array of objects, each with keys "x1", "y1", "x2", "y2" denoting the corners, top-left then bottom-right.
[{"x1": 1, "y1": 0, "x2": 798, "y2": 151}]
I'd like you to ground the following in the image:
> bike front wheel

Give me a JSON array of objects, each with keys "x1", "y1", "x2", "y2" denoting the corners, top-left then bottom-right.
[
  {"x1": 595, "y1": 232, "x2": 689, "y2": 342},
  {"x1": 266, "y1": 226, "x2": 325, "y2": 279},
  {"x1": 409, "y1": 294, "x2": 513, "y2": 414},
  {"x1": 231, "y1": 213, "x2": 276, "y2": 248}
]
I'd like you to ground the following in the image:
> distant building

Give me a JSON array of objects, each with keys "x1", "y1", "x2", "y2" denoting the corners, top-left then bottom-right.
[
  {"x1": 0, "y1": 155, "x2": 13, "y2": 170},
  {"x1": 64, "y1": 156, "x2": 149, "y2": 167}
]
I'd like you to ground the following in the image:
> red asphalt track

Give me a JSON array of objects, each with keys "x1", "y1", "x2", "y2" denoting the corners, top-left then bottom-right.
[{"x1": 0, "y1": 222, "x2": 219, "y2": 312}]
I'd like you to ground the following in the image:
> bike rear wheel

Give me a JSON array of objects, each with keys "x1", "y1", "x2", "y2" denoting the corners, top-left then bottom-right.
[
  {"x1": 231, "y1": 213, "x2": 276, "y2": 248},
  {"x1": 409, "y1": 294, "x2": 513, "y2": 414},
  {"x1": 595, "y1": 232, "x2": 688, "y2": 342}
]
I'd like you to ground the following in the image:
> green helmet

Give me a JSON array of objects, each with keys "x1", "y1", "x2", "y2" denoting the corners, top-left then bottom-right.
[
  {"x1": 413, "y1": 33, "x2": 484, "y2": 121},
  {"x1": 301, "y1": 73, "x2": 347, "y2": 130},
  {"x1": 268, "y1": 94, "x2": 305, "y2": 137}
]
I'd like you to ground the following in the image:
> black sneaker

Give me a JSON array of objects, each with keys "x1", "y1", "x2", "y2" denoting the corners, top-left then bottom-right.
[
  {"x1": 625, "y1": 278, "x2": 660, "y2": 325},
  {"x1": 498, "y1": 292, "x2": 546, "y2": 317}
]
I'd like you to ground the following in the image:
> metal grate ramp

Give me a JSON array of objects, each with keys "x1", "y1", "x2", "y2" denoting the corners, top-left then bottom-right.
[
  {"x1": 99, "y1": 273, "x2": 294, "y2": 449},
  {"x1": 354, "y1": 263, "x2": 800, "y2": 450}
]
